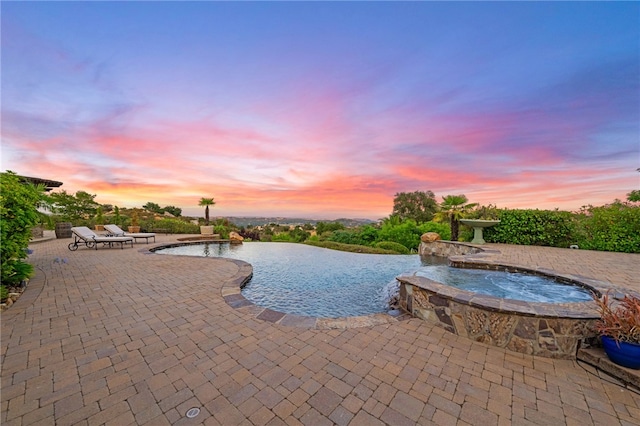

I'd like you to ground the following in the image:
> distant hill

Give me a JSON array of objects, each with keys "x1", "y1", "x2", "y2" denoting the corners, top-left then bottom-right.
[{"x1": 221, "y1": 216, "x2": 377, "y2": 228}]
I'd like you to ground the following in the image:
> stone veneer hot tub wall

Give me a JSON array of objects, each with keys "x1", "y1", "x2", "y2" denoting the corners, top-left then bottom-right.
[{"x1": 399, "y1": 241, "x2": 604, "y2": 359}]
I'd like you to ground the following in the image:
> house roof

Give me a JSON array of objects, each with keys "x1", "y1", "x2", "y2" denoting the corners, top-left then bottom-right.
[{"x1": 18, "y1": 175, "x2": 63, "y2": 192}]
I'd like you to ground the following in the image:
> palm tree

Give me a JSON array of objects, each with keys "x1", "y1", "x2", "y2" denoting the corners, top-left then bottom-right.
[
  {"x1": 199, "y1": 197, "x2": 216, "y2": 225},
  {"x1": 435, "y1": 194, "x2": 477, "y2": 241}
]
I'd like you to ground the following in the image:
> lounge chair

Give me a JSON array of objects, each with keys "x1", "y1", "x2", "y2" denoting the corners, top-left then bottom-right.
[
  {"x1": 104, "y1": 224, "x2": 156, "y2": 243},
  {"x1": 68, "y1": 226, "x2": 134, "y2": 251}
]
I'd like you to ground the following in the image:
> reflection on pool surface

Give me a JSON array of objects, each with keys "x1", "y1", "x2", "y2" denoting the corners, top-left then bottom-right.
[{"x1": 154, "y1": 242, "x2": 594, "y2": 318}]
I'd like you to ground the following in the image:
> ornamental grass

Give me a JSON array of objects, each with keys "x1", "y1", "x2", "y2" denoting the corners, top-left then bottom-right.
[{"x1": 593, "y1": 291, "x2": 640, "y2": 344}]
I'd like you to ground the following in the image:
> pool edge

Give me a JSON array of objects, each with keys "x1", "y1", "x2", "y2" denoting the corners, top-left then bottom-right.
[{"x1": 146, "y1": 241, "x2": 415, "y2": 329}]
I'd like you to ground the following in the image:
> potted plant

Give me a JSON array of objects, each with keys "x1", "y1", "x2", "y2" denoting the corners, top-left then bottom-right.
[
  {"x1": 593, "y1": 291, "x2": 640, "y2": 369},
  {"x1": 198, "y1": 197, "x2": 216, "y2": 235},
  {"x1": 128, "y1": 209, "x2": 141, "y2": 233},
  {"x1": 94, "y1": 206, "x2": 105, "y2": 231}
]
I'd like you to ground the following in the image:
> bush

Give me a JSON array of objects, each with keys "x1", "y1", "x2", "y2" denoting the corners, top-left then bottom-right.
[
  {"x1": 304, "y1": 240, "x2": 397, "y2": 254},
  {"x1": 484, "y1": 209, "x2": 574, "y2": 247},
  {"x1": 575, "y1": 201, "x2": 640, "y2": 253},
  {"x1": 289, "y1": 227, "x2": 310, "y2": 243},
  {"x1": 316, "y1": 221, "x2": 345, "y2": 234},
  {"x1": 378, "y1": 219, "x2": 423, "y2": 250},
  {"x1": 323, "y1": 225, "x2": 378, "y2": 246},
  {"x1": 417, "y1": 221, "x2": 451, "y2": 241},
  {"x1": 213, "y1": 225, "x2": 229, "y2": 238},
  {"x1": 142, "y1": 218, "x2": 199, "y2": 234},
  {"x1": 374, "y1": 241, "x2": 410, "y2": 254},
  {"x1": 0, "y1": 285, "x2": 8, "y2": 302},
  {"x1": 272, "y1": 233, "x2": 292, "y2": 242},
  {"x1": 239, "y1": 228, "x2": 261, "y2": 241},
  {"x1": 1, "y1": 171, "x2": 43, "y2": 284},
  {"x1": 328, "y1": 229, "x2": 363, "y2": 245},
  {"x1": 458, "y1": 228, "x2": 474, "y2": 243},
  {"x1": 10, "y1": 260, "x2": 35, "y2": 281}
]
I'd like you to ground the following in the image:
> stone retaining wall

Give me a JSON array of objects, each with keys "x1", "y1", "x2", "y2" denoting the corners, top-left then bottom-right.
[
  {"x1": 418, "y1": 240, "x2": 482, "y2": 257},
  {"x1": 397, "y1": 275, "x2": 598, "y2": 359},
  {"x1": 403, "y1": 241, "x2": 600, "y2": 359}
]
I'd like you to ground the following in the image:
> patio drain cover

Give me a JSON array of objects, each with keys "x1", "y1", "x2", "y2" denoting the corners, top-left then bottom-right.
[{"x1": 186, "y1": 408, "x2": 200, "y2": 418}]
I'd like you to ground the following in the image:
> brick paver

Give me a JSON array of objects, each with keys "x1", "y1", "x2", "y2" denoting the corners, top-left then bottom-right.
[{"x1": 1, "y1": 236, "x2": 639, "y2": 425}]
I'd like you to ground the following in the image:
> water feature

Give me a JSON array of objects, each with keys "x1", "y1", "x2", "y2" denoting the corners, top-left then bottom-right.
[{"x1": 459, "y1": 219, "x2": 500, "y2": 244}]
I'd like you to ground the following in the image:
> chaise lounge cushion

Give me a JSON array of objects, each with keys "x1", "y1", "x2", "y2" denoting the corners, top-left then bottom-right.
[
  {"x1": 69, "y1": 226, "x2": 134, "y2": 250},
  {"x1": 104, "y1": 224, "x2": 156, "y2": 243}
]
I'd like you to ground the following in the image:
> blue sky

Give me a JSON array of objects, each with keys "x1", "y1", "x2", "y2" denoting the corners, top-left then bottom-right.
[{"x1": 2, "y1": 2, "x2": 638, "y2": 219}]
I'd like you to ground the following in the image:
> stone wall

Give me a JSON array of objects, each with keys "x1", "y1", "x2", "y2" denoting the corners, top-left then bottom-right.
[
  {"x1": 419, "y1": 240, "x2": 482, "y2": 257},
  {"x1": 397, "y1": 275, "x2": 599, "y2": 359}
]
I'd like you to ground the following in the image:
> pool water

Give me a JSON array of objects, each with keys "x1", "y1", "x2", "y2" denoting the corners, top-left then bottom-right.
[
  {"x1": 414, "y1": 266, "x2": 593, "y2": 304},
  {"x1": 155, "y1": 242, "x2": 594, "y2": 318},
  {"x1": 157, "y1": 242, "x2": 420, "y2": 317}
]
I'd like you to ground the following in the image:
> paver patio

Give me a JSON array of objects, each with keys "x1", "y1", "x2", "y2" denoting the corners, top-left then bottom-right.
[{"x1": 2, "y1": 235, "x2": 639, "y2": 425}]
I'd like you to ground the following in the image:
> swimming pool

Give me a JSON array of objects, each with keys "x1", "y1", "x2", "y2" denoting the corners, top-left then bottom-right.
[
  {"x1": 153, "y1": 242, "x2": 594, "y2": 318},
  {"x1": 155, "y1": 242, "x2": 420, "y2": 317}
]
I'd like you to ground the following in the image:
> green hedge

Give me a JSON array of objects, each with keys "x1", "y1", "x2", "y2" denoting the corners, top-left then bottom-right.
[
  {"x1": 374, "y1": 241, "x2": 411, "y2": 254},
  {"x1": 480, "y1": 204, "x2": 640, "y2": 253},
  {"x1": 377, "y1": 220, "x2": 423, "y2": 250},
  {"x1": 141, "y1": 218, "x2": 200, "y2": 234},
  {"x1": 1, "y1": 171, "x2": 42, "y2": 284},
  {"x1": 574, "y1": 202, "x2": 640, "y2": 253},
  {"x1": 304, "y1": 241, "x2": 398, "y2": 254},
  {"x1": 483, "y1": 209, "x2": 574, "y2": 247}
]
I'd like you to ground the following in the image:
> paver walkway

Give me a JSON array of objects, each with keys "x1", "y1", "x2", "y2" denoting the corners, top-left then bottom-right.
[{"x1": 2, "y1": 236, "x2": 639, "y2": 425}]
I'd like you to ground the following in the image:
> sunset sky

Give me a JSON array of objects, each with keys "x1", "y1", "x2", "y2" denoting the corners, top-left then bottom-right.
[{"x1": 2, "y1": 2, "x2": 639, "y2": 219}]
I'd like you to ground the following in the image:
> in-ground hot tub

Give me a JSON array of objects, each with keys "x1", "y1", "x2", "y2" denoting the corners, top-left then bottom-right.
[{"x1": 398, "y1": 241, "x2": 610, "y2": 359}]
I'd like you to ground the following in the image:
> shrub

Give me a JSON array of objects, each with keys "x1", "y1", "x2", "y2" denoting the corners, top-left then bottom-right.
[
  {"x1": 378, "y1": 219, "x2": 423, "y2": 250},
  {"x1": 214, "y1": 224, "x2": 229, "y2": 238},
  {"x1": 10, "y1": 260, "x2": 35, "y2": 282},
  {"x1": 315, "y1": 221, "x2": 345, "y2": 234},
  {"x1": 483, "y1": 209, "x2": 574, "y2": 247},
  {"x1": 575, "y1": 201, "x2": 640, "y2": 253},
  {"x1": 417, "y1": 221, "x2": 451, "y2": 241},
  {"x1": 328, "y1": 229, "x2": 364, "y2": 245},
  {"x1": 374, "y1": 241, "x2": 410, "y2": 254},
  {"x1": 50, "y1": 214, "x2": 91, "y2": 228},
  {"x1": 1, "y1": 171, "x2": 44, "y2": 284},
  {"x1": 458, "y1": 228, "x2": 474, "y2": 243},
  {"x1": 239, "y1": 229, "x2": 261, "y2": 241},
  {"x1": 272, "y1": 233, "x2": 292, "y2": 242},
  {"x1": 289, "y1": 227, "x2": 310, "y2": 243},
  {"x1": 304, "y1": 240, "x2": 397, "y2": 254},
  {"x1": 142, "y1": 218, "x2": 199, "y2": 234}
]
